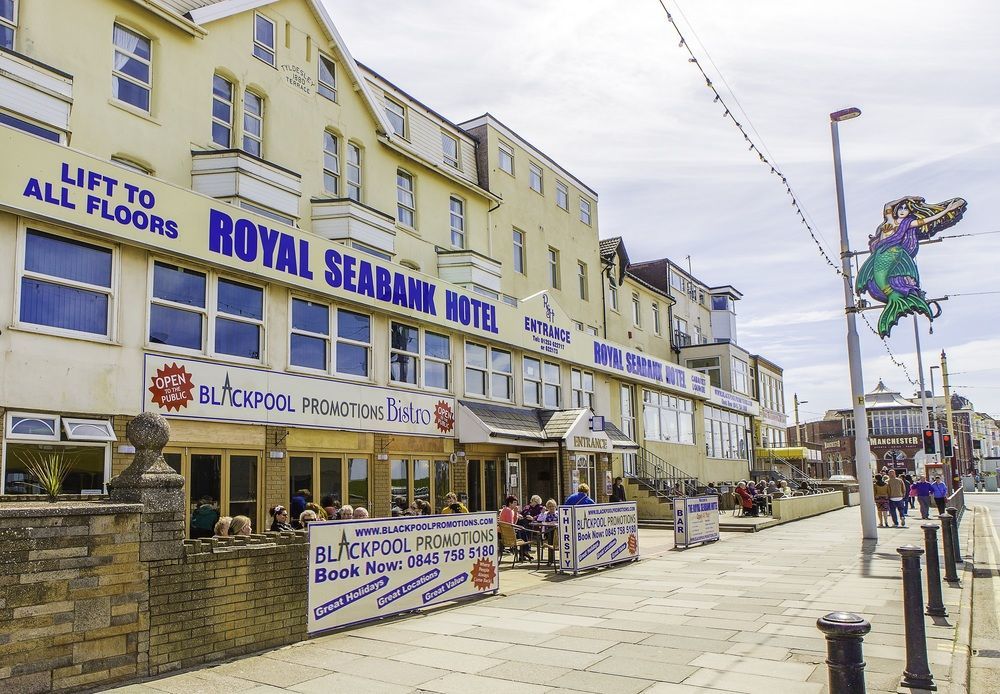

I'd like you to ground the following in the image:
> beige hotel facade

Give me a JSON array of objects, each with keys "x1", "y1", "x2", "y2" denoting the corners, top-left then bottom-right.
[{"x1": 0, "y1": 0, "x2": 784, "y2": 532}]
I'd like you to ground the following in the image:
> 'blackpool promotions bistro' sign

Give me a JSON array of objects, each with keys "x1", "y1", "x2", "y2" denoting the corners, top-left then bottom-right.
[
  {"x1": 307, "y1": 513, "x2": 499, "y2": 632},
  {"x1": 558, "y1": 501, "x2": 639, "y2": 574},
  {"x1": 143, "y1": 354, "x2": 456, "y2": 437}
]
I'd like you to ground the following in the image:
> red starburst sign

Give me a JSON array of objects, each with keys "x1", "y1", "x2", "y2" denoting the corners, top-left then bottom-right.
[
  {"x1": 148, "y1": 363, "x2": 194, "y2": 412},
  {"x1": 627, "y1": 532, "x2": 638, "y2": 555},
  {"x1": 470, "y1": 558, "x2": 496, "y2": 591},
  {"x1": 434, "y1": 400, "x2": 455, "y2": 433}
]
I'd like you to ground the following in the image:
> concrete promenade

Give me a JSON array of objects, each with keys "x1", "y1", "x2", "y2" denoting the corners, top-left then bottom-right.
[{"x1": 105, "y1": 506, "x2": 974, "y2": 694}]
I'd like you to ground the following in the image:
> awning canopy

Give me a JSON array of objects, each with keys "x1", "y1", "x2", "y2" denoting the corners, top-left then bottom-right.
[{"x1": 458, "y1": 401, "x2": 638, "y2": 451}]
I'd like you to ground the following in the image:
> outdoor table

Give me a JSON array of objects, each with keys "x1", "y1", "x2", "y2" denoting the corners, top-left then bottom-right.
[{"x1": 528, "y1": 521, "x2": 559, "y2": 569}]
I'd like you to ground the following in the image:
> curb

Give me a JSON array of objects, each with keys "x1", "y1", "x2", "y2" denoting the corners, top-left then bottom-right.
[{"x1": 946, "y1": 506, "x2": 977, "y2": 694}]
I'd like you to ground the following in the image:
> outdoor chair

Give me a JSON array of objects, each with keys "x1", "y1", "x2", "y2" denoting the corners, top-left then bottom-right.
[
  {"x1": 498, "y1": 522, "x2": 539, "y2": 568},
  {"x1": 731, "y1": 492, "x2": 745, "y2": 517}
]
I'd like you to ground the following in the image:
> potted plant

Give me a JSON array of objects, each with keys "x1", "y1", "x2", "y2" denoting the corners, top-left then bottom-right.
[{"x1": 14, "y1": 448, "x2": 76, "y2": 501}]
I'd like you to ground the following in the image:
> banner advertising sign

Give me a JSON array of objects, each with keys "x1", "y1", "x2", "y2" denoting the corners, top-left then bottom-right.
[
  {"x1": 143, "y1": 353, "x2": 456, "y2": 437},
  {"x1": 673, "y1": 496, "x2": 720, "y2": 549},
  {"x1": 557, "y1": 502, "x2": 639, "y2": 574},
  {"x1": 307, "y1": 513, "x2": 499, "y2": 633}
]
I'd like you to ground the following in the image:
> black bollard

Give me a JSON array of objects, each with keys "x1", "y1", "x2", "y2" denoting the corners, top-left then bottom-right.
[
  {"x1": 946, "y1": 506, "x2": 962, "y2": 563},
  {"x1": 939, "y1": 513, "x2": 959, "y2": 584},
  {"x1": 897, "y1": 545, "x2": 936, "y2": 691},
  {"x1": 921, "y1": 524, "x2": 948, "y2": 617},
  {"x1": 816, "y1": 612, "x2": 872, "y2": 694}
]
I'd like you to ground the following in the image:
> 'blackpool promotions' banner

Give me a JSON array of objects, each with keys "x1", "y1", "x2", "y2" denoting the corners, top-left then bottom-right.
[
  {"x1": 557, "y1": 501, "x2": 639, "y2": 574},
  {"x1": 307, "y1": 513, "x2": 499, "y2": 633},
  {"x1": 673, "y1": 496, "x2": 720, "y2": 549}
]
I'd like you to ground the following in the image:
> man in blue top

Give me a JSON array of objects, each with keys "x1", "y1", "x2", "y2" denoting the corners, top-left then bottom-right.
[
  {"x1": 564, "y1": 483, "x2": 595, "y2": 506},
  {"x1": 912, "y1": 476, "x2": 935, "y2": 520},
  {"x1": 931, "y1": 476, "x2": 949, "y2": 515}
]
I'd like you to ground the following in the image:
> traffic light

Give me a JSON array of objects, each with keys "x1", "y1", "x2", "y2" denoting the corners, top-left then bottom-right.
[
  {"x1": 923, "y1": 429, "x2": 936, "y2": 454},
  {"x1": 941, "y1": 433, "x2": 954, "y2": 458}
]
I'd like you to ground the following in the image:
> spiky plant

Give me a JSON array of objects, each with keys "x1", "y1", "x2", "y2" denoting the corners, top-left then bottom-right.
[{"x1": 14, "y1": 448, "x2": 77, "y2": 501}]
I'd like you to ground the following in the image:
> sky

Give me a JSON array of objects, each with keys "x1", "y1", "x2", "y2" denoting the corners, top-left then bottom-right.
[{"x1": 323, "y1": 0, "x2": 1000, "y2": 422}]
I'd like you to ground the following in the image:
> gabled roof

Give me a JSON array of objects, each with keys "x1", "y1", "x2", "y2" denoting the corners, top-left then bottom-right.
[{"x1": 599, "y1": 236, "x2": 630, "y2": 286}]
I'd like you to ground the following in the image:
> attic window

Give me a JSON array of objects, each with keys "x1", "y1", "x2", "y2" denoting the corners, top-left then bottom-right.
[
  {"x1": 253, "y1": 13, "x2": 275, "y2": 66},
  {"x1": 318, "y1": 54, "x2": 337, "y2": 101}
]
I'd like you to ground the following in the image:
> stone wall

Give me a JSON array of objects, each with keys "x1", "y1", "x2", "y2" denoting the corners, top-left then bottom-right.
[
  {"x1": 772, "y1": 491, "x2": 844, "y2": 522},
  {"x1": 0, "y1": 502, "x2": 147, "y2": 693}
]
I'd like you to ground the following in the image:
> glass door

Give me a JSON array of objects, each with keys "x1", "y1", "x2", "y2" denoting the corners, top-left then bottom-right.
[
  {"x1": 621, "y1": 384, "x2": 637, "y2": 476},
  {"x1": 467, "y1": 460, "x2": 482, "y2": 511},
  {"x1": 189, "y1": 452, "x2": 221, "y2": 538},
  {"x1": 413, "y1": 459, "x2": 431, "y2": 504},
  {"x1": 484, "y1": 459, "x2": 499, "y2": 511},
  {"x1": 228, "y1": 454, "x2": 258, "y2": 523},
  {"x1": 433, "y1": 460, "x2": 450, "y2": 511}
]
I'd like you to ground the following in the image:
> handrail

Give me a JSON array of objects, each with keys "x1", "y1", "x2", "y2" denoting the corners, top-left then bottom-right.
[
  {"x1": 947, "y1": 486, "x2": 965, "y2": 524},
  {"x1": 628, "y1": 446, "x2": 701, "y2": 502}
]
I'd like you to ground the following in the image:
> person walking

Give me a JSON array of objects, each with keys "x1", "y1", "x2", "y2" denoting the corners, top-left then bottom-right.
[
  {"x1": 913, "y1": 476, "x2": 934, "y2": 520},
  {"x1": 873, "y1": 474, "x2": 890, "y2": 528},
  {"x1": 564, "y1": 484, "x2": 595, "y2": 506},
  {"x1": 886, "y1": 469, "x2": 907, "y2": 527},
  {"x1": 610, "y1": 477, "x2": 627, "y2": 502},
  {"x1": 931, "y1": 476, "x2": 949, "y2": 515}
]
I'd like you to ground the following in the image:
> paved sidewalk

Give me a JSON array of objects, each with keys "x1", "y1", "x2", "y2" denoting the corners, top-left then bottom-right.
[{"x1": 104, "y1": 506, "x2": 973, "y2": 694}]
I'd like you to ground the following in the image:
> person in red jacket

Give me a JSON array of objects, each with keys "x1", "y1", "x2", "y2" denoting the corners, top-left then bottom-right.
[{"x1": 735, "y1": 482, "x2": 756, "y2": 516}]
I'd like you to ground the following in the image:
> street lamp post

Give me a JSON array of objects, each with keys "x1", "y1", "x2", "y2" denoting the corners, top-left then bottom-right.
[{"x1": 831, "y1": 107, "x2": 878, "y2": 540}]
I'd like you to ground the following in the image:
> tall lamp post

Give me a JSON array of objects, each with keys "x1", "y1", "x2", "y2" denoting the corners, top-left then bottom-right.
[{"x1": 830, "y1": 106, "x2": 878, "y2": 540}]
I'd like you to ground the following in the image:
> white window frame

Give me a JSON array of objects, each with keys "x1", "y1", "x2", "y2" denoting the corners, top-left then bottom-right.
[
  {"x1": 732, "y1": 357, "x2": 750, "y2": 395},
  {"x1": 5, "y1": 411, "x2": 59, "y2": 442},
  {"x1": 571, "y1": 369, "x2": 594, "y2": 409},
  {"x1": 423, "y1": 330, "x2": 452, "y2": 391},
  {"x1": 556, "y1": 181, "x2": 569, "y2": 210},
  {"x1": 577, "y1": 261, "x2": 588, "y2": 301},
  {"x1": 0, "y1": 0, "x2": 16, "y2": 51},
  {"x1": 512, "y1": 229, "x2": 525, "y2": 275},
  {"x1": 465, "y1": 342, "x2": 513, "y2": 401},
  {"x1": 498, "y1": 142, "x2": 514, "y2": 175},
  {"x1": 652, "y1": 302, "x2": 661, "y2": 335},
  {"x1": 253, "y1": 12, "x2": 276, "y2": 66},
  {"x1": 323, "y1": 130, "x2": 340, "y2": 196},
  {"x1": 112, "y1": 23, "x2": 152, "y2": 113},
  {"x1": 147, "y1": 259, "x2": 265, "y2": 364},
  {"x1": 548, "y1": 247, "x2": 560, "y2": 289},
  {"x1": 632, "y1": 293, "x2": 641, "y2": 327},
  {"x1": 580, "y1": 197, "x2": 592, "y2": 225},
  {"x1": 385, "y1": 97, "x2": 406, "y2": 137},
  {"x1": 529, "y1": 162, "x2": 543, "y2": 193},
  {"x1": 15, "y1": 225, "x2": 117, "y2": 341},
  {"x1": 389, "y1": 321, "x2": 450, "y2": 391},
  {"x1": 318, "y1": 53, "x2": 337, "y2": 101},
  {"x1": 242, "y1": 89, "x2": 264, "y2": 157},
  {"x1": 441, "y1": 132, "x2": 460, "y2": 168},
  {"x1": 396, "y1": 169, "x2": 415, "y2": 227},
  {"x1": 608, "y1": 285, "x2": 619, "y2": 312},
  {"x1": 643, "y1": 390, "x2": 695, "y2": 445},
  {"x1": 288, "y1": 296, "x2": 372, "y2": 380},
  {"x1": 523, "y1": 356, "x2": 542, "y2": 407},
  {"x1": 2, "y1": 438, "x2": 111, "y2": 496},
  {"x1": 542, "y1": 361, "x2": 561, "y2": 408},
  {"x1": 63, "y1": 418, "x2": 117, "y2": 442},
  {"x1": 449, "y1": 196, "x2": 465, "y2": 249},
  {"x1": 211, "y1": 74, "x2": 234, "y2": 148},
  {"x1": 346, "y1": 142, "x2": 362, "y2": 202}
]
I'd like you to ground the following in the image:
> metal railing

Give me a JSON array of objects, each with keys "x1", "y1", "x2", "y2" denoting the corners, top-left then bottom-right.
[
  {"x1": 947, "y1": 486, "x2": 964, "y2": 523},
  {"x1": 629, "y1": 445, "x2": 700, "y2": 501}
]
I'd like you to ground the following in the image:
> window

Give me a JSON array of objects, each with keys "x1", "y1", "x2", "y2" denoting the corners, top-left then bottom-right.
[
  {"x1": 631, "y1": 293, "x2": 641, "y2": 327},
  {"x1": 571, "y1": 369, "x2": 594, "y2": 408},
  {"x1": 465, "y1": 343, "x2": 512, "y2": 400},
  {"x1": 548, "y1": 247, "x2": 560, "y2": 289},
  {"x1": 670, "y1": 272, "x2": 686, "y2": 293},
  {"x1": 652, "y1": 302, "x2": 661, "y2": 335},
  {"x1": 63, "y1": 418, "x2": 116, "y2": 442},
  {"x1": 148, "y1": 261, "x2": 263, "y2": 360},
  {"x1": 396, "y1": 170, "x2": 415, "y2": 227},
  {"x1": 390, "y1": 322, "x2": 449, "y2": 389},
  {"x1": 385, "y1": 97, "x2": 406, "y2": 137},
  {"x1": 288, "y1": 454, "x2": 370, "y2": 511},
  {"x1": 586, "y1": 325, "x2": 598, "y2": 336},
  {"x1": 346, "y1": 143, "x2": 362, "y2": 202},
  {"x1": 712, "y1": 295, "x2": 729, "y2": 311},
  {"x1": 211, "y1": 74, "x2": 234, "y2": 147},
  {"x1": 253, "y1": 13, "x2": 275, "y2": 66},
  {"x1": 242, "y1": 90, "x2": 263, "y2": 157},
  {"x1": 323, "y1": 131, "x2": 340, "y2": 195},
  {"x1": 580, "y1": 198, "x2": 592, "y2": 225},
  {"x1": 4, "y1": 440, "x2": 110, "y2": 495},
  {"x1": 732, "y1": 357, "x2": 750, "y2": 395},
  {"x1": 19, "y1": 230, "x2": 114, "y2": 337},
  {"x1": 0, "y1": 0, "x2": 14, "y2": 50},
  {"x1": 498, "y1": 142, "x2": 514, "y2": 174},
  {"x1": 0, "y1": 112, "x2": 60, "y2": 142},
  {"x1": 556, "y1": 181, "x2": 569, "y2": 210},
  {"x1": 318, "y1": 53, "x2": 337, "y2": 101},
  {"x1": 687, "y1": 356, "x2": 721, "y2": 388},
  {"x1": 441, "y1": 133, "x2": 459, "y2": 168},
  {"x1": 609, "y1": 285, "x2": 619, "y2": 312},
  {"x1": 705, "y1": 405, "x2": 750, "y2": 461},
  {"x1": 112, "y1": 24, "x2": 152, "y2": 112},
  {"x1": 523, "y1": 357, "x2": 541, "y2": 406},
  {"x1": 542, "y1": 361, "x2": 561, "y2": 408},
  {"x1": 290, "y1": 298, "x2": 371, "y2": 377},
  {"x1": 512, "y1": 229, "x2": 525, "y2": 274},
  {"x1": 577, "y1": 261, "x2": 588, "y2": 301},
  {"x1": 673, "y1": 317, "x2": 690, "y2": 346},
  {"x1": 6, "y1": 412, "x2": 59, "y2": 441},
  {"x1": 643, "y1": 391, "x2": 695, "y2": 444},
  {"x1": 111, "y1": 157, "x2": 150, "y2": 175},
  {"x1": 449, "y1": 196, "x2": 465, "y2": 248},
  {"x1": 529, "y1": 163, "x2": 543, "y2": 193}
]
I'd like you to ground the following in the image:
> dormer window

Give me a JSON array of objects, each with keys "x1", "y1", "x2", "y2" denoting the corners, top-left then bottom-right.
[{"x1": 385, "y1": 97, "x2": 406, "y2": 137}]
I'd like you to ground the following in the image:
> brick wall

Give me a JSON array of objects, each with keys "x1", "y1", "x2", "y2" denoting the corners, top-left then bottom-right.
[
  {"x1": 147, "y1": 533, "x2": 308, "y2": 675},
  {"x1": 0, "y1": 503, "x2": 146, "y2": 693}
]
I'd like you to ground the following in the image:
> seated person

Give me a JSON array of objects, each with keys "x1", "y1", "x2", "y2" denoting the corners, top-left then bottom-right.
[
  {"x1": 499, "y1": 495, "x2": 532, "y2": 559},
  {"x1": 735, "y1": 482, "x2": 756, "y2": 516},
  {"x1": 521, "y1": 494, "x2": 545, "y2": 521}
]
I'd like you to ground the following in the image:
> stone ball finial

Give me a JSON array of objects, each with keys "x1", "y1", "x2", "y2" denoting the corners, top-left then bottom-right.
[{"x1": 126, "y1": 412, "x2": 171, "y2": 452}]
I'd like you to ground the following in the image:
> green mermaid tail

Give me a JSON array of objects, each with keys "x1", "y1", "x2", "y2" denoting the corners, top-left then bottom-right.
[{"x1": 878, "y1": 290, "x2": 931, "y2": 337}]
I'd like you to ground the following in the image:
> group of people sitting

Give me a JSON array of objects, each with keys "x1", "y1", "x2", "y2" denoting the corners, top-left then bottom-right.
[
  {"x1": 872, "y1": 469, "x2": 948, "y2": 527},
  {"x1": 389, "y1": 492, "x2": 470, "y2": 516},
  {"x1": 498, "y1": 494, "x2": 560, "y2": 559},
  {"x1": 734, "y1": 479, "x2": 792, "y2": 517}
]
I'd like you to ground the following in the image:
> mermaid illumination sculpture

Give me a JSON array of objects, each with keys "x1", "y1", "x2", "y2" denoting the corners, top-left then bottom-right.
[{"x1": 856, "y1": 195, "x2": 966, "y2": 337}]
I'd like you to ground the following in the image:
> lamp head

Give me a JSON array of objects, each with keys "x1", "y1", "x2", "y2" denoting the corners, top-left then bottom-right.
[{"x1": 830, "y1": 107, "x2": 862, "y2": 122}]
